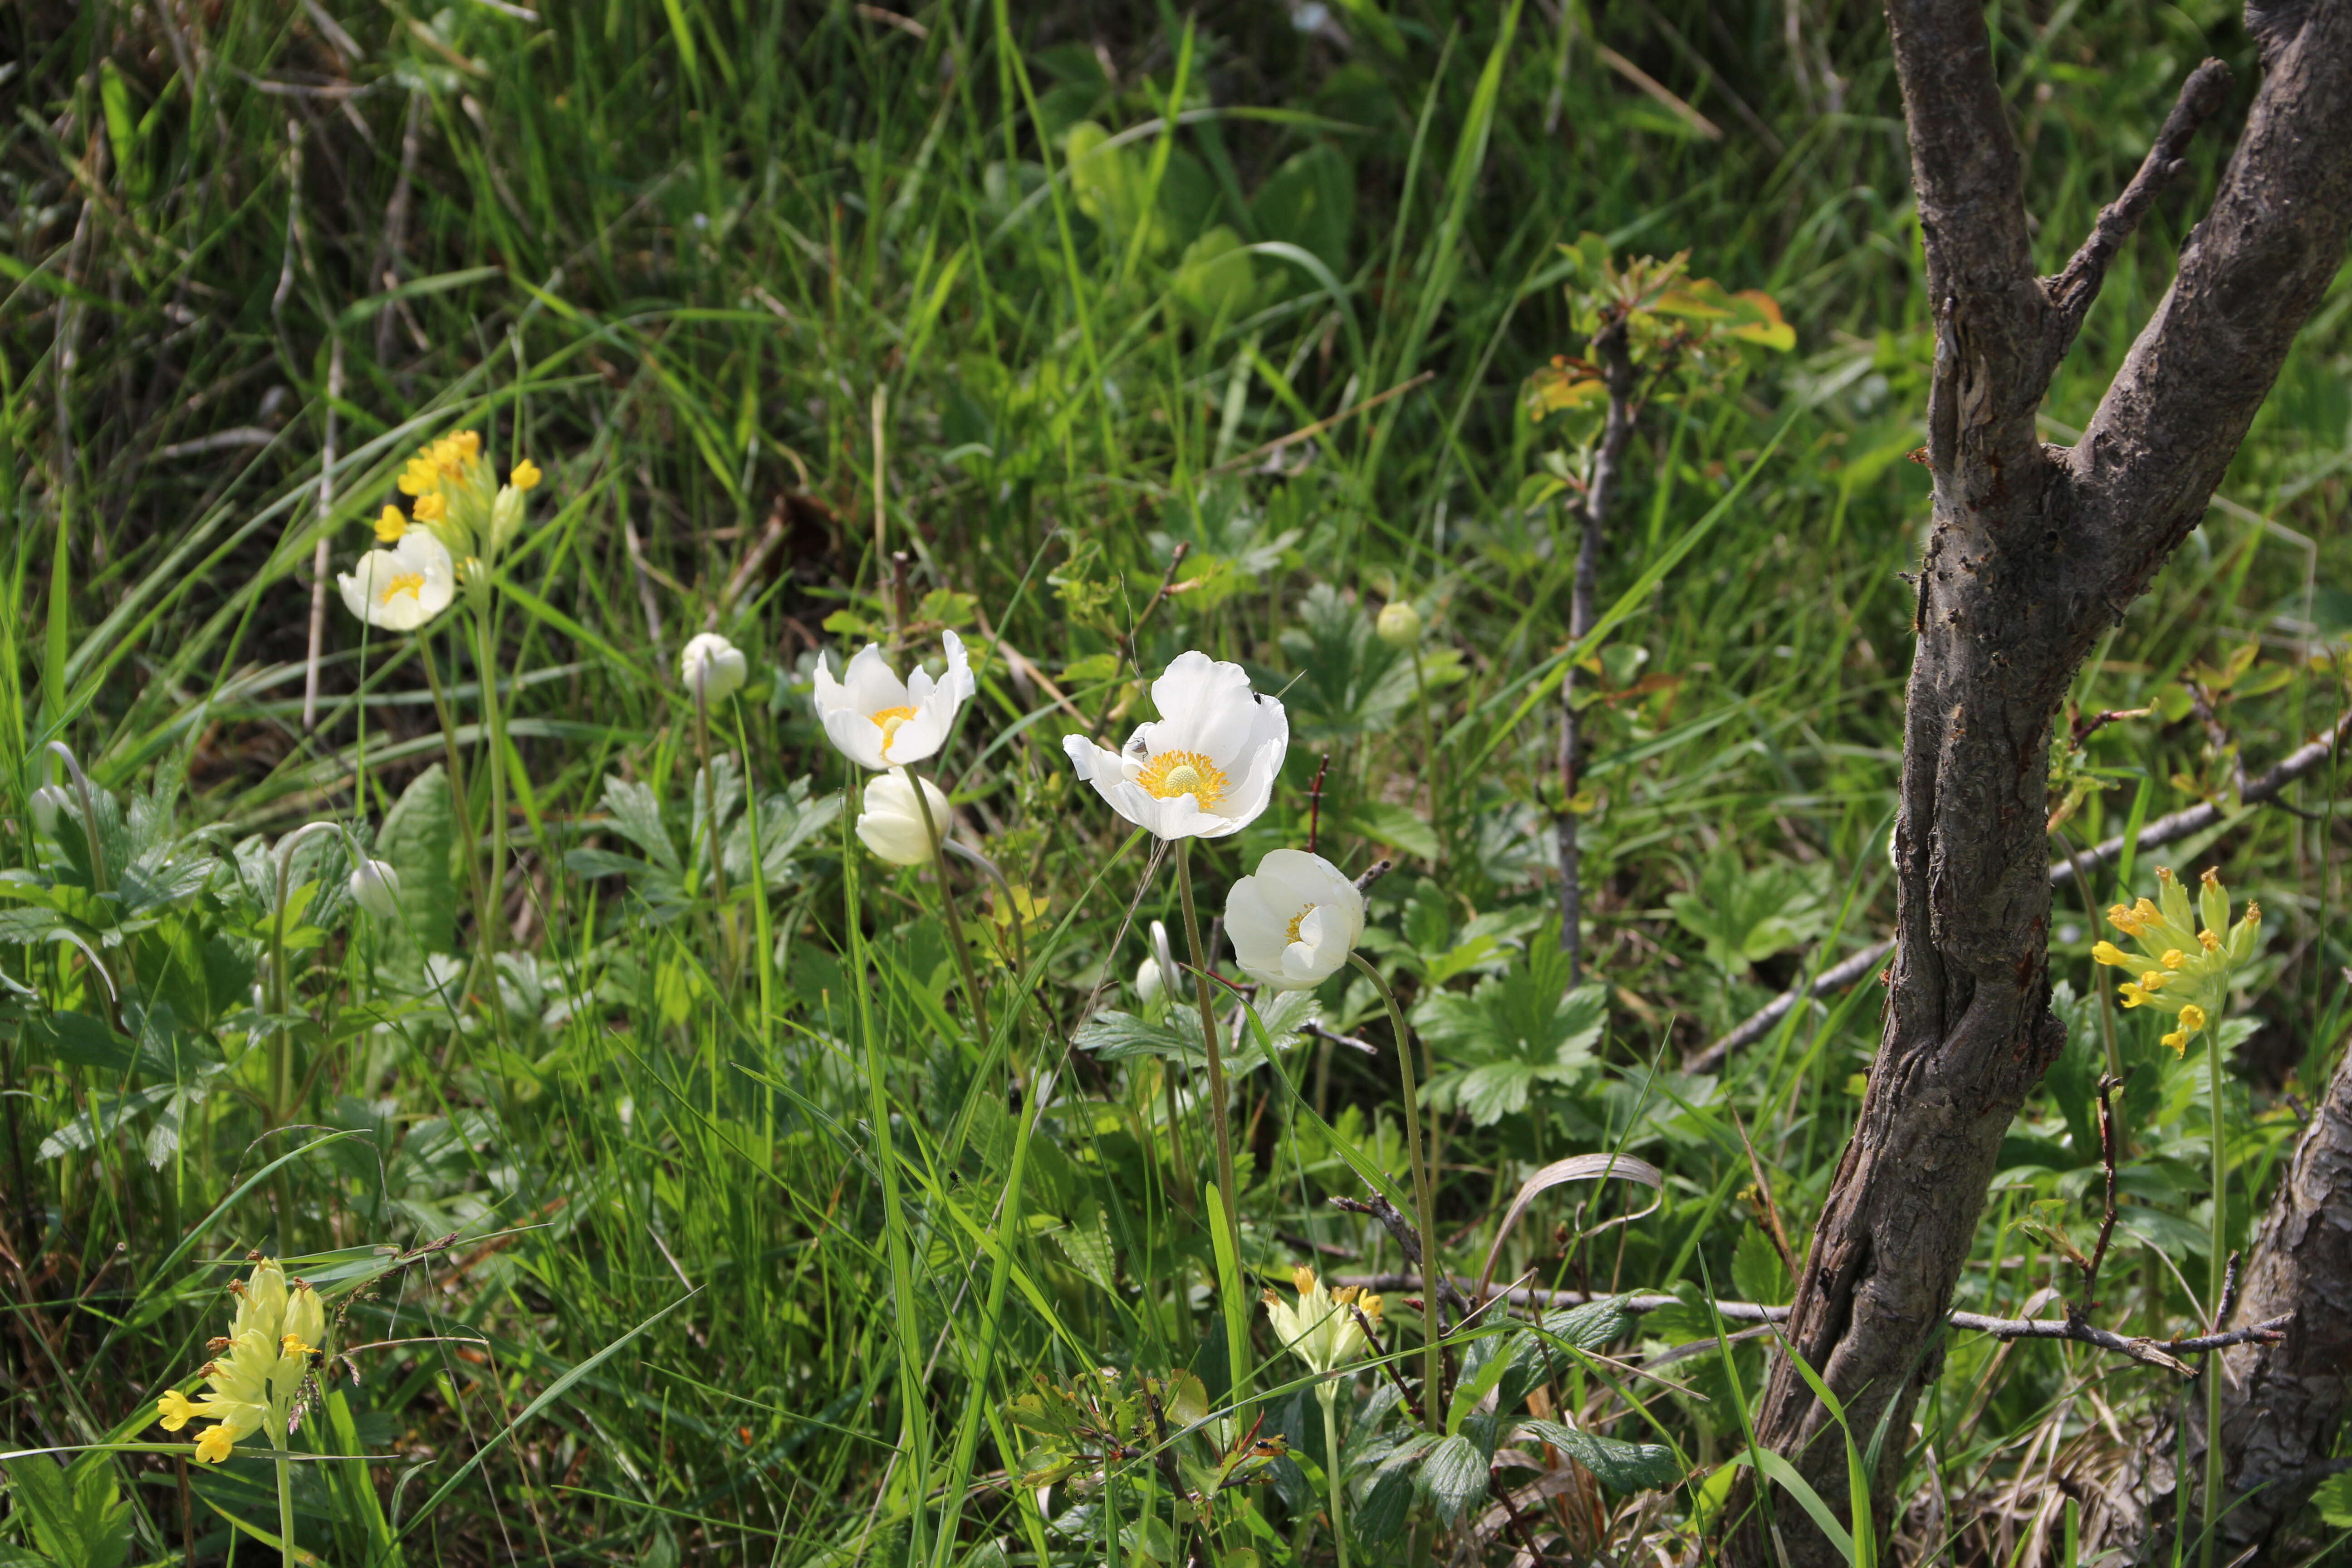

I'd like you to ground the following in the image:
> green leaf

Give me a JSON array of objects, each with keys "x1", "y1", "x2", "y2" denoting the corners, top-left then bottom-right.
[
  {"x1": 599, "y1": 774, "x2": 681, "y2": 872},
  {"x1": 2313, "y1": 1470, "x2": 2352, "y2": 1527},
  {"x1": 5, "y1": 1455, "x2": 131, "y2": 1568},
  {"x1": 1416, "y1": 941, "x2": 1606, "y2": 1126},
  {"x1": 1171, "y1": 226, "x2": 1258, "y2": 327},
  {"x1": 1415, "y1": 1433, "x2": 1490, "y2": 1527},
  {"x1": 1733, "y1": 1225, "x2": 1791, "y2": 1307},
  {"x1": 1516, "y1": 1419, "x2": 1680, "y2": 1493},
  {"x1": 1666, "y1": 849, "x2": 1833, "y2": 975},
  {"x1": 1250, "y1": 144, "x2": 1353, "y2": 279},
  {"x1": 377, "y1": 763, "x2": 459, "y2": 974},
  {"x1": 1346, "y1": 801, "x2": 1438, "y2": 862}
]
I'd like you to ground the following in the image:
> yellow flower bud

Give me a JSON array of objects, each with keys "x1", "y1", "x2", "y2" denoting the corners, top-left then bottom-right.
[
  {"x1": 2161, "y1": 949, "x2": 2186, "y2": 970},
  {"x1": 2092, "y1": 941, "x2": 2133, "y2": 968},
  {"x1": 2199, "y1": 929, "x2": 2221, "y2": 952}
]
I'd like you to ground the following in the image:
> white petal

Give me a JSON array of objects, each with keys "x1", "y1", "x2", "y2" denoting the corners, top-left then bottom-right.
[
  {"x1": 842, "y1": 644, "x2": 910, "y2": 711},
  {"x1": 823, "y1": 706, "x2": 892, "y2": 771},
  {"x1": 812, "y1": 651, "x2": 848, "y2": 717},
  {"x1": 942, "y1": 628, "x2": 976, "y2": 703},
  {"x1": 880, "y1": 706, "x2": 946, "y2": 765}
]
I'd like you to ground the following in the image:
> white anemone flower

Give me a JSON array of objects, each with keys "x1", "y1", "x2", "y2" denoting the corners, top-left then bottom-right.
[
  {"x1": 813, "y1": 631, "x2": 975, "y2": 771},
  {"x1": 856, "y1": 772, "x2": 953, "y2": 866},
  {"x1": 1062, "y1": 652, "x2": 1287, "y2": 840},
  {"x1": 680, "y1": 632, "x2": 749, "y2": 706},
  {"x1": 348, "y1": 858, "x2": 402, "y2": 919},
  {"x1": 338, "y1": 530, "x2": 456, "y2": 632},
  {"x1": 1225, "y1": 849, "x2": 1363, "y2": 991}
]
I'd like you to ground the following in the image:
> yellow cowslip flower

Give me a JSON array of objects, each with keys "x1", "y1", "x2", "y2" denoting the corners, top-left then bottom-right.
[
  {"x1": 375, "y1": 506, "x2": 407, "y2": 544},
  {"x1": 2107, "y1": 903, "x2": 2147, "y2": 938},
  {"x1": 2138, "y1": 971, "x2": 2168, "y2": 993},
  {"x1": 2179, "y1": 1004, "x2": 2208, "y2": 1034},
  {"x1": 451, "y1": 429, "x2": 480, "y2": 460},
  {"x1": 2161, "y1": 949, "x2": 2187, "y2": 970},
  {"x1": 2162, "y1": 1028, "x2": 2190, "y2": 1055},
  {"x1": 2105, "y1": 872, "x2": 2263, "y2": 1038},
  {"x1": 2118, "y1": 983, "x2": 2151, "y2": 1009},
  {"x1": 1264, "y1": 1265, "x2": 1382, "y2": 1383},
  {"x1": 510, "y1": 458, "x2": 542, "y2": 491},
  {"x1": 161, "y1": 1258, "x2": 332, "y2": 1465},
  {"x1": 2199, "y1": 929, "x2": 2221, "y2": 952},
  {"x1": 414, "y1": 490, "x2": 447, "y2": 524},
  {"x1": 2092, "y1": 941, "x2": 2134, "y2": 968},
  {"x1": 390, "y1": 431, "x2": 539, "y2": 569}
]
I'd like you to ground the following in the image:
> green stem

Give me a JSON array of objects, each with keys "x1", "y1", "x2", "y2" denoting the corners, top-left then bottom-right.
[
  {"x1": 1321, "y1": 1387, "x2": 1348, "y2": 1568},
  {"x1": 1173, "y1": 838, "x2": 1247, "y2": 1395},
  {"x1": 695, "y1": 696, "x2": 733, "y2": 995},
  {"x1": 473, "y1": 603, "x2": 508, "y2": 953},
  {"x1": 1348, "y1": 951, "x2": 1444, "y2": 1430},
  {"x1": 2204, "y1": 1016, "x2": 2226, "y2": 1568},
  {"x1": 843, "y1": 776, "x2": 931, "y2": 1568},
  {"x1": 266, "y1": 822, "x2": 339, "y2": 1125},
  {"x1": 267, "y1": 1421, "x2": 295, "y2": 1568},
  {"x1": 904, "y1": 764, "x2": 990, "y2": 1041}
]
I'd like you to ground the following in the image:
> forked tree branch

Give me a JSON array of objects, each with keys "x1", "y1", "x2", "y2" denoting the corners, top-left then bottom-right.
[{"x1": 2041, "y1": 59, "x2": 2234, "y2": 370}]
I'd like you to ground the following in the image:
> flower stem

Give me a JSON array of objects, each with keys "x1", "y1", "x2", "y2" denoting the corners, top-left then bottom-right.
[
  {"x1": 1347, "y1": 951, "x2": 1444, "y2": 1430},
  {"x1": 266, "y1": 823, "x2": 340, "y2": 1125},
  {"x1": 267, "y1": 1421, "x2": 296, "y2": 1568},
  {"x1": 1320, "y1": 1387, "x2": 1349, "y2": 1568},
  {"x1": 903, "y1": 764, "x2": 990, "y2": 1040},
  {"x1": 695, "y1": 695, "x2": 734, "y2": 982},
  {"x1": 2204, "y1": 1016, "x2": 2226, "y2": 1568},
  {"x1": 1173, "y1": 838, "x2": 1247, "y2": 1395},
  {"x1": 472, "y1": 604, "x2": 508, "y2": 953}
]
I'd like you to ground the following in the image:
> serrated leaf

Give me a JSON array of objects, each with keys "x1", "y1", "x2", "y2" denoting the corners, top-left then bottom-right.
[
  {"x1": 599, "y1": 775, "x2": 681, "y2": 872},
  {"x1": 2313, "y1": 1470, "x2": 2352, "y2": 1527},
  {"x1": 1414, "y1": 1433, "x2": 1490, "y2": 1527},
  {"x1": 1733, "y1": 1225, "x2": 1791, "y2": 1307},
  {"x1": 377, "y1": 763, "x2": 459, "y2": 975},
  {"x1": 1516, "y1": 1418, "x2": 1680, "y2": 1493}
]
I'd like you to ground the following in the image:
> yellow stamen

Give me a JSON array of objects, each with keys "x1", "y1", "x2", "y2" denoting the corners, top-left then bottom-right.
[
  {"x1": 375, "y1": 506, "x2": 407, "y2": 544},
  {"x1": 868, "y1": 705, "x2": 918, "y2": 757},
  {"x1": 380, "y1": 572, "x2": 426, "y2": 606},
  {"x1": 1137, "y1": 749, "x2": 1229, "y2": 809},
  {"x1": 1284, "y1": 905, "x2": 1314, "y2": 945}
]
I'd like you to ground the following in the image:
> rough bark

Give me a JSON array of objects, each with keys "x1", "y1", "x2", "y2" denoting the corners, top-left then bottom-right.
[
  {"x1": 2190, "y1": 1042, "x2": 2352, "y2": 1553},
  {"x1": 1726, "y1": 5, "x2": 2352, "y2": 1563}
]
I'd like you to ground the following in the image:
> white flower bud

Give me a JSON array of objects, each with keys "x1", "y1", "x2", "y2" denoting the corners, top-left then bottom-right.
[
  {"x1": 680, "y1": 633, "x2": 749, "y2": 706},
  {"x1": 856, "y1": 773, "x2": 951, "y2": 866},
  {"x1": 348, "y1": 858, "x2": 402, "y2": 919},
  {"x1": 1135, "y1": 954, "x2": 1166, "y2": 1006},
  {"x1": 1225, "y1": 849, "x2": 1366, "y2": 992},
  {"x1": 29, "y1": 784, "x2": 73, "y2": 836},
  {"x1": 1375, "y1": 600, "x2": 1422, "y2": 649}
]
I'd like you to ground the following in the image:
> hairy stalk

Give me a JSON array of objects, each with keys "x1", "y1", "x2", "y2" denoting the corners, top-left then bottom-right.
[
  {"x1": 1174, "y1": 838, "x2": 1246, "y2": 1397},
  {"x1": 1348, "y1": 952, "x2": 1443, "y2": 1428},
  {"x1": 1321, "y1": 1387, "x2": 1349, "y2": 1568},
  {"x1": 905, "y1": 763, "x2": 990, "y2": 1041},
  {"x1": 473, "y1": 604, "x2": 508, "y2": 953},
  {"x1": 1554, "y1": 320, "x2": 1637, "y2": 980},
  {"x1": 694, "y1": 693, "x2": 731, "y2": 979},
  {"x1": 843, "y1": 775, "x2": 931, "y2": 1567},
  {"x1": 2204, "y1": 1015, "x2": 2226, "y2": 1568}
]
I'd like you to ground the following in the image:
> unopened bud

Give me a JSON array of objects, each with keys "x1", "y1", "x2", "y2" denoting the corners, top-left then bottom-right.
[
  {"x1": 1375, "y1": 600, "x2": 1423, "y2": 649},
  {"x1": 348, "y1": 858, "x2": 403, "y2": 919}
]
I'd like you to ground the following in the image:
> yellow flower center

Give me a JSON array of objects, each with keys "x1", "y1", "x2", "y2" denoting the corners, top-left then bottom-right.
[
  {"x1": 869, "y1": 705, "x2": 918, "y2": 756},
  {"x1": 380, "y1": 572, "x2": 427, "y2": 605},
  {"x1": 1137, "y1": 750, "x2": 1228, "y2": 808},
  {"x1": 1284, "y1": 905, "x2": 1314, "y2": 945}
]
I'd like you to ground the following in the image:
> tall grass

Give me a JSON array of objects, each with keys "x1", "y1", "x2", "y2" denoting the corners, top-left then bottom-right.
[{"x1": 3, "y1": 0, "x2": 2347, "y2": 1562}]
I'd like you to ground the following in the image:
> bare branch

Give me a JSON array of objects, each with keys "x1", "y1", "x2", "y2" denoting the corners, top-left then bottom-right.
[
  {"x1": 2073, "y1": 4, "x2": 2352, "y2": 577},
  {"x1": 1690, "y1": 707, "x2": 2352, "y2": 1071},
  {"x1": 2042, "y1": 59, "x2": 2233, "y2": 367},
  {"x1": 1333, "y1": 1275, "x2": 2291, "y2": 1375}
]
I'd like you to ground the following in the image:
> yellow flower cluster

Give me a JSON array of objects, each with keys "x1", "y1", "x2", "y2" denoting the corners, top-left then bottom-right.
[
  {"x1": 376, "y1": 429, "x2": 542, "y2": 568},
  {"x1": 1263, "y1": 1264, "x2": 1382, "y2": 1381},
  {"x1": 155, "y1": 1257, "x2": 327, "y2": 1463},
  {"x1": 2095, "y1": 867, "x2": 2261, "y2": 1054}
]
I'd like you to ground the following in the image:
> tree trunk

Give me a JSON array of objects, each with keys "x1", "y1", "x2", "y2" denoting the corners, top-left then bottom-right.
[
  {"x1": 2171, "y1": 1035, "x2": 2352, "y2": 1556},
  {"x1": 1728, "y1": 6, "x2": 2352, "y2": 1562}
]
